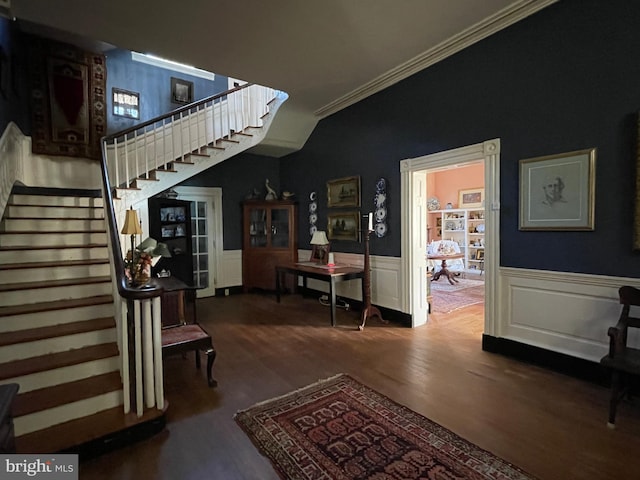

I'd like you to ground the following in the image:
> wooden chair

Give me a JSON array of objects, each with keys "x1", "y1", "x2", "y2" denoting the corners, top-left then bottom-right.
[
  {"x1": 157, "y1": 278, "x2": 217, "y2": 387},
  {"x1": 600, "y1": 286, "x2": 640, "y2": 427}
]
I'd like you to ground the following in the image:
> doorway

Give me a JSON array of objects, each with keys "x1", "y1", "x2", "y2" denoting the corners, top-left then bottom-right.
[
  {"x1": 174, "y1": 186, "x2": 223, "y2": 297},
  {"x1": 400, "y1": 139, "x2": 500, "y2": 334},
  {"x1": 426, "y1": 162, "x2": 485, "y2": 319}
]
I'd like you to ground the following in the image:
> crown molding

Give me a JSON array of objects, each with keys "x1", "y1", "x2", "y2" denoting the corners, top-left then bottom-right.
[{"x1": 314, "y1": 0, "x2": 558, "y2": 118}]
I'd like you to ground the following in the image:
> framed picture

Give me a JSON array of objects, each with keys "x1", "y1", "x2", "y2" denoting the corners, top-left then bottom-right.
[
  {"x1": 458, "y1": 188, "x2": 484, "y2": 209},
  {"x1": 171, "y1": 77, "x2": 193, "y2": 104},
  {"x1": 519, "y1": 148, "x2": 596, "y2": 231},
  {"x1": 328, "y1": 211, "x2": 360, "y2": 241},
  {"x1": 476, "y1": 249, "x2": 485, "y2": 260},
  {"x1": 327, "y1": 176, "x2": 361, "y2": 208}
]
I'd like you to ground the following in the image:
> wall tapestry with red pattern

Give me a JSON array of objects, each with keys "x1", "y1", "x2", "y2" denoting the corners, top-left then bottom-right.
[{"x1": 28, "y1": 36, "x2": 106, "y2": 160}]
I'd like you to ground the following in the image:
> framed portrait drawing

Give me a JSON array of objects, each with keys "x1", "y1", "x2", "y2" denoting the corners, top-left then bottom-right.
[
  {"x1": 327, "y1": 211, "x2": 360, "y2": 241},
  {"x1": 458, "y1": 188, "x2": 484, "y2": 209},
  {"x1": 171, "y1": 77, "x2": 193, "y2": 104},
  {"x1": 519, "y1": 148, "x2": 596, "y2": 231},
  {"x1": 327, "y1": 176, "x2": 361, "y2": 208}
]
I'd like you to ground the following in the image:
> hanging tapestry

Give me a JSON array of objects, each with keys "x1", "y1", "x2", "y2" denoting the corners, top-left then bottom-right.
[{"x1": 28, "y1": 36, "x2": 106, "y2": 160}]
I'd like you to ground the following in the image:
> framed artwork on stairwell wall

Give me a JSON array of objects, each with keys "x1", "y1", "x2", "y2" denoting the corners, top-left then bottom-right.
[{"x1": 171, "y1": 77, "x2": 193, "y2": 104}]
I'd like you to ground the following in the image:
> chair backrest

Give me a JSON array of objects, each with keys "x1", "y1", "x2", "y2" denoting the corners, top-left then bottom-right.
[{"x1": 619, "y1": 286, "x2": 640, "y2": 329}]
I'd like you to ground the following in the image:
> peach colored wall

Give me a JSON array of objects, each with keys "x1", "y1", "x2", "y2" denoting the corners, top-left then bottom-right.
[
  {"x1": 427, "y1": 163, "x2": 483, "y2": 209},
  {"x1": 426, "y1": 163, "x2": 484, "y2": 241}
]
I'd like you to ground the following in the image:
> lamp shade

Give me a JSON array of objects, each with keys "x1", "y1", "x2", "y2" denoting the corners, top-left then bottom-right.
[
  {"x1": 152, "y1": 242, "x2": 172, "y2": 258},
  {"x1": 121, "y1": 208, "x2": 143, "y2": 235},
  {"x1": 137, "y1": 237, "x2": 157, "y2": 253},
  {"x1": 310, "y1": 230, "x2": 329, "y2": 245}
]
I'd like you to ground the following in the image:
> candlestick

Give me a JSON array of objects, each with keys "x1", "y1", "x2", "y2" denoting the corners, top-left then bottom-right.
[{"x1": 368, "y1": 212, "x2": 373, "y2": 232}]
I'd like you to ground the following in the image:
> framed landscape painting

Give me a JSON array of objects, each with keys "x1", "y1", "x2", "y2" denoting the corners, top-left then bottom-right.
[{"x1": 327, "y1": 176, "x2": 360, "y2": 208}]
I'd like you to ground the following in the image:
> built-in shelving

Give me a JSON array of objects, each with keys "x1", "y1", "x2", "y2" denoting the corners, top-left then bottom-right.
[{"x1": 428, "y1": 208, "x2": 485, "y2": 273}]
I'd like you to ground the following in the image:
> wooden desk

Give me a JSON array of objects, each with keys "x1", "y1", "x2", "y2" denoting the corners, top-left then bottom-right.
[
  {"x1": 275, "y1": 263, "x2": 365, "y2": 327},
  {"x1": 428, "y1": 253, "x2": 464, "y2": 285}
]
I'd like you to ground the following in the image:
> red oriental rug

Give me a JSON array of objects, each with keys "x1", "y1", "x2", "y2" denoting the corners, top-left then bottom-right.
[
  {"x1": 28, "y1": 35, "x2": 106, "y2": 160},
  {"x1": 234, "y1": 374, "x2": 535, "y2": 479}
]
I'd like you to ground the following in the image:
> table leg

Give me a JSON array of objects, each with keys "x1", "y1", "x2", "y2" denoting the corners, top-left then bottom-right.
[{"x1": 330, "y1": 277, "x2": 337, "y2": 327}]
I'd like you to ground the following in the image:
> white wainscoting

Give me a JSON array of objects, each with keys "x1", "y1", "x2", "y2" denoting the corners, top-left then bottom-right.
[
  {"x1": 499, "y1": 267, "x2": 640, "y2": 363},
  {"x1": 220, "y1": 249, "x2": 243, "y2": 288},
  {"x1": 297, "y1": 250, "x2": 403, "y2": 312}
]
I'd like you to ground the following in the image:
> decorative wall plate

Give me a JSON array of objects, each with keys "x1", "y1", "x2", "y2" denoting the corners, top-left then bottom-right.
[
  {"x1": 309, "y1": 202, "x2": 317, "y2": 213},
  {"x1": 374, "y1": 223, "x2": 387, "y2": 238},
  {"x1": 375, "y1": 192, "x2": 386, "y2": 208},
  {"x1": 427, "y1": 197, "x2": 440, "y2": 211},
  {"x1": 309, "y1": 225, "x2": 317, "y2": 236},
  {"x1": 309, "y1": 213, "x2": 317, "y2": 224},
  {"x1": 375, "y1": 207, "x2": 387, "y2": 222}
]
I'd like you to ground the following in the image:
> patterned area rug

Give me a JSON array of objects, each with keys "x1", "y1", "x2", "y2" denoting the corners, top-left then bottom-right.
[
  {"x1": 28, "y1": 35, "x2": 106, "y2": 160},
  {"x1": 234, "y1": 374, "x2": 535, "y2": 479},
  {"x1": 430, "y1": 278, "x2": 484, "y2": 313}
]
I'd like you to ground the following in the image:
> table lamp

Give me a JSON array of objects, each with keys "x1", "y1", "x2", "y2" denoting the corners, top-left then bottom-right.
[
  {"x1": 121, "y1": 207, "x2": 142, "y2": 259},
  {"x1": 310, "y1": 230, "x2": 330, "y2": 264}
]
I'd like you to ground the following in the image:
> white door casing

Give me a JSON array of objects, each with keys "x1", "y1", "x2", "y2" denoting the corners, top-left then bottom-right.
[
  {"x1": 400, "y1": 139, "x2": 500, "y2": 331},
  {"x1": 174, "y1": 186, "x2": 223, "y2": 297}
]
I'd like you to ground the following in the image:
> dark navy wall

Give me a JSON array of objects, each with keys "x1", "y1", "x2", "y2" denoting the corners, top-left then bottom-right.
[
  {"x1": 181, "y1": 153, "x2": 281, "y2": 250},
  {"x1": 105, "y1": 48, "x2": 228, "y2": 134},
  {"x1": 280, "y1": 0, "x2": 640, "y2": 278},
  {"x1": 0, "y1": 18, "x2": 29, "y2": 135}
]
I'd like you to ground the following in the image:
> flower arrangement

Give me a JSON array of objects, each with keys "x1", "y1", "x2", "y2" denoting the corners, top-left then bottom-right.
[
  {"x1": 124, "y1": 237, "x2": 171, "y2": 287},
  {"x1": 124, "y1": 249, "x2": 154, "y2": 286}
]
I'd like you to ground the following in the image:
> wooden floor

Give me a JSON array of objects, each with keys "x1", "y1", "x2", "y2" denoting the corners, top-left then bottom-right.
[{"x1": 79, "y1": 292, "x2": 640, "y2": 479}]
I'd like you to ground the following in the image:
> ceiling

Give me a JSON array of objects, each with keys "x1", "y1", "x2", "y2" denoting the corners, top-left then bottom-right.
[{"x1": 8, "y1": 0, "x2": 556, "y2": 156}]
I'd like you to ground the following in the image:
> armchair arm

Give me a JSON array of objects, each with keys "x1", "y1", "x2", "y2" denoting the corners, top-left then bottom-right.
[{"x1": 607, "y1": 324, "x2": 626, "y2": 358}]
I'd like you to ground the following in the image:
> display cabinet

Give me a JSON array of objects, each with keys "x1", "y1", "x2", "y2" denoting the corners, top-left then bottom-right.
[
  {"x1": 242, "y1": 200, "x2": 298, "y2": 291},
  {"x1": 148, "y1": 197, "x2": 194, "y2": 286}
]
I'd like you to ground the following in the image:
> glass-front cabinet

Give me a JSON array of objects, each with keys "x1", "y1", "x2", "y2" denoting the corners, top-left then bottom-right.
[{"x1": 243, "y1": 200, "x2": 298, "y2": 291}]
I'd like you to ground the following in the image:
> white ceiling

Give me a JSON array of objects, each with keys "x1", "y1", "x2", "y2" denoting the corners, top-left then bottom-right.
[{"x1": 9, "y1": 0, "x2": 556, "y2": 156}]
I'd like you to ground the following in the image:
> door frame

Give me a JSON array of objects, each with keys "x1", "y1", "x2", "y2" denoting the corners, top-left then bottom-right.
[
  {"x1": 400, "y1": 139, "x2": 500, "y2": 333},
  {"x1": 174, "y1": 186, "x2": 223, "y2": 297}
]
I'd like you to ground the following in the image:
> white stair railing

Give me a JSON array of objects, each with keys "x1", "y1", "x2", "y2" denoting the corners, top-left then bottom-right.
[
  {"x1": 100, "y1": 83, "x2": 277, "y2": 419},
  {"x1": 104, "y1": 84, "x2": 276, "y2": 191}
]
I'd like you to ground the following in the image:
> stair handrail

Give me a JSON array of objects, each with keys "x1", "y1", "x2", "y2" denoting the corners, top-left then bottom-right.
[
  {"x1": 99, "y1": 82, "x2": 259, "y2": 297},
  {"x1": 105, "y1": 83, "x2": 253, "y2": 141},
  {"x1": 98, "y1": 140, "x2": 163, "y2": 300}
]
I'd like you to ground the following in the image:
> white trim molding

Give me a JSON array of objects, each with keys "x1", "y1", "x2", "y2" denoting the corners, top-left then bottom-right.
[
  {"x1": 499, "y1": 267, "x2": 640, "y2": 362},
  {"x1": 401, "y1": 139, "x2": 500, "y2": 329},
  {"x1": 315, "y1": 0, "x2": 558, "y2": 118}
]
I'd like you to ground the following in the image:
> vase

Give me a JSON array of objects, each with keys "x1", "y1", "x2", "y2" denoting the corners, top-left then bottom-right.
[{"x1": 133, "y1": 265, "x2": 151, "y2": 287}]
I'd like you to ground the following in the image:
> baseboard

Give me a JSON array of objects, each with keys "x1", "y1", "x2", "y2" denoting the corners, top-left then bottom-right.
[
  {"x1": 215, "y1": 285, "x2": 244, "y2": 297},
  {"x1": 300, "y1": 287, "x2": 411, "y2": 327},
  {"x1": 62, "y1": 413, "x2": 167, "y2": 462},
  {"x1": 482, "y1": 334, "x2": 610, "y2": 387}
]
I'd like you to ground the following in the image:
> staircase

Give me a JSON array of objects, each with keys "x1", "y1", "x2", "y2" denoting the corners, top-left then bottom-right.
[
  {"x1": 0, "y1": 189, "x2": 161, "y2": 453},
  {"x1": 0, "y1": 84, "x2": 285, "y2": 454}
]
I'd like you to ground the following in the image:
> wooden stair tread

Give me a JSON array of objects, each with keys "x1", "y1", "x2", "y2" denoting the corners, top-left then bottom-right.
[
  {"x1": 0, "y1": 294, "x2": 113, "y2": 317},
  {"x1": 0, "y1": 316, "x2": 115, "y2": 346},
  {"x1": 14, "y1": 371, "x2": 122, "y2": 417},
  {"x1": 15, "y1": 403, "x2": 166, "y2": 454},
  {"x1": 0, "y1": 244, "x2": 107, "y2": 251},
  {"x1": 0, "y1": 276, "x2": 111, "y2": 292},
  {"x1": 0, "y1": 258, "x2": 109, "y2": 271},
  {"x1": 0, "y1": 342, "x2": 119, "y2": 381},
  {"x1": 8, "y1": 203, "x2": 103, "y2": 209}
]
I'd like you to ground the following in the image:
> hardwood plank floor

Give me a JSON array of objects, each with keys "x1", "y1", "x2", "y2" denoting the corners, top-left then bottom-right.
[{"x1": 79, "y1": 292, "x2": 640, "y2": 479}]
